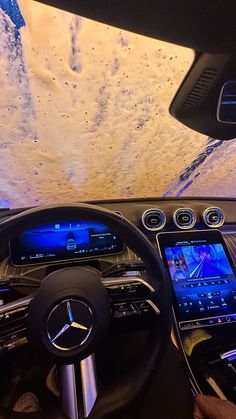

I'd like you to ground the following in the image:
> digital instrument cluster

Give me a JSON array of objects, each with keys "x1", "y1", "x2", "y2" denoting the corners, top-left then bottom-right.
[{"x1": 10, "y1": 220, "x2": 124, "y2": 266}]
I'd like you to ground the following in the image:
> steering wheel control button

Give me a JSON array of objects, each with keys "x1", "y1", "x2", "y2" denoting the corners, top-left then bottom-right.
[
  {"x1": 173, "y1": 208, "x2": 197, "y2": 229},
  {"x1": 0, "y1": 329, "x2": 28, "y2": 353},
  {"x1": 113, "y1": 302, "x2": 137, "y2": 318},
  {"x1": 106, "y1": 280, "x2": 154, "y2": 305},
  {"x1": 112, "y1": 299, "x2": 159, "y2": 320},
  {"x1": 135, "y1": 300, "x2": 153, "y2": 314},
  {"x1": 0, "y1": 306, "x2": 28, "y2": 352},
  {"x1": 203, "y1": 207, "x2": 225, "y2": 228},
  {"x1": 0, "y1": 306, "x2": 28, "y2": 325},
  {"x1": 142, "y1": 209, "x2": 166, "y2": 231},
  {"x1": 47, "y1": 300, "x2": 93, "y2": 351}
]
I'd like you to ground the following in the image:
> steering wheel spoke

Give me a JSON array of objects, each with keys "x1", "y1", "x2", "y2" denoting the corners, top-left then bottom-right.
[
  {"x1": 80, "y1": 354, "x2": 98, "y2": 417},
  {"x1": 61, "y1": 364, "x2": 79, "y2": 419},
  {"x1": 61, "y1": 354, "x2": 97, "y2": 419}
]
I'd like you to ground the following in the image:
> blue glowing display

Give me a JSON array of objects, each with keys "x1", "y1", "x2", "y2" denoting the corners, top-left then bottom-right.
[
  {"x1": 10, "y1": 220, "x2": 124, "y2": 265},
  {"x1": 159, "y1": 231, "x2": 236, "y2": 329},
  {"x1": 218, "y1": 81, "x2": 236, "y2": 123},
  {"x1": 165, "y1": 244, "x2": 233, "y2": 281}
]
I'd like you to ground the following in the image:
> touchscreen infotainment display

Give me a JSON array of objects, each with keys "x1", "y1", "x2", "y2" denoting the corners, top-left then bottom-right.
[
  {"x1": 157, "y1": 230, "x2": 236, "y2": 330},
  {"x1": 10, "y1": 221, "x2": 124, "y2": 266}
]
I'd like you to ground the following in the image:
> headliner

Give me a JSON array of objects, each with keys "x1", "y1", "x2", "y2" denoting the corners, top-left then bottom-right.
[{"x1": 35, "y1": 0, "x2": 236, "y2": 53}]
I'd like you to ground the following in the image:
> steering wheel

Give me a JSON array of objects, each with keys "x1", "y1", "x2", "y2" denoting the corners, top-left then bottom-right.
[{"x1": 0, "y1": 204, "x2": 172, "y2": 419}]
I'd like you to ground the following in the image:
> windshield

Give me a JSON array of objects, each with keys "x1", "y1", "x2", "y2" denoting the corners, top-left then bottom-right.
[{"x1": 0, "y1": 0, "x2": 235, "y2": 209}]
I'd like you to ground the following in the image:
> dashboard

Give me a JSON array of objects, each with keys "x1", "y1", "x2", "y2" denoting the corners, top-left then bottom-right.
[
  {"x1": 1, "y1": 197, "x2": 236, "y2": 406},
  {"x1": 0, "y1": 197, "x2": 236, "y2": 355},
  {"x1": 0, "y1": 197, "x2": 236, "y2": 272}
]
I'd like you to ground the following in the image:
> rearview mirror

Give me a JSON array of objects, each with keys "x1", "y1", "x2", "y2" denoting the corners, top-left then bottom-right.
[
  {"x1": 170, "y1": 53, "x2": 236, "y2": 139},
  {"x1": 217, "y1": 81, "x2": 236, "y2": 123}
]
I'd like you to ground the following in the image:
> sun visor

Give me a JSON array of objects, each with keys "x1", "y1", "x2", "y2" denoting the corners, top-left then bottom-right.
[{"x1": 169, "y1": 53, "x2": 236, "y2": 140}]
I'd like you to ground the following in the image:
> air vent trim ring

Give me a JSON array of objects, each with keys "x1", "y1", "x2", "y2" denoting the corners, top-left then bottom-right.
[
  {"x1": 142, "y1": 209, "x2": 166, "y2": 232},
  {"x1": 203, "y1": 207, "x2": 225, "y2": 228},
  {"x1": 173, "y1": 208, "x2": 197, "y2": 230}
]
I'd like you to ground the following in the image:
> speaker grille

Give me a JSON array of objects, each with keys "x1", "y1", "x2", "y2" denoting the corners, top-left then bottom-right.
[{"x1": 184, "y1": 68, "x2": 217, "y2": 108}]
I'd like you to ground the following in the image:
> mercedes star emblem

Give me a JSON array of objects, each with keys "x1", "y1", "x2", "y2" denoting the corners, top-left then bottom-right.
[{"x1": 47, "y1": 299, "x2": 93, "y2": 351}]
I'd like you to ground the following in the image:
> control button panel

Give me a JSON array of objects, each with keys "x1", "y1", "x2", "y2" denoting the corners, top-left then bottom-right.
[
  {"x1": 106, "y1": 278, "x2": 158, "y2": 325},
  {"x1": 179, "y1": 314, "x2": 236, "y2": 330},
  {"x1": 106, "y1": 280, "x2": 153, "y2": 299},
  {"x1": 182, "y1": 279, "x2": 229, "y2": 288},
  {"x1": 0, "y1": 306, "x2": 28, "y2": 325},
  {"x1": 113, "y1": 302, "x2": 137, "y2": 318},
  {"x1": 112, "y1": 300, "x2": 158, "y2": 319},
  {"x1": 0, "y1": 329, "x2": 27, "y2": 353},
  {"x1": 0, "y1": 305, "x2": 28, "y2": 353},
  {"x1": 177, "y1": 293, "x2": 229, "y2": 317}
]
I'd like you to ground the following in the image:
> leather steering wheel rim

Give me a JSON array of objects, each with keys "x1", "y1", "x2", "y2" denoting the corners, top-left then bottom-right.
[{"x1": 0, "y1": 203, "x2": 172, "y2": 419}]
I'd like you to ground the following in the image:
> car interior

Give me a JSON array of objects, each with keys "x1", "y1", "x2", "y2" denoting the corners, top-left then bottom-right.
[{"x1": 0, "y1": 1, "x2": 236, "y2": 419}]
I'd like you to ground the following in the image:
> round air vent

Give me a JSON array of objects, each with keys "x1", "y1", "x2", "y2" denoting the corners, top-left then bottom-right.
[
  {"x1": 203, "y1": 207, "x2": 225, "y2": 228},
  {"x1": 142, "y1": 209, "x2": 166, "y2": 231},
  {"x1": 173, "y1": 208, "x2": 196, "y2": 230}
]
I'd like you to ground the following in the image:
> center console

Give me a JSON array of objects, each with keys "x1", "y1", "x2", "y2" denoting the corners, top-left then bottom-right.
[{"x1": 157, "y1": 229, "x2": 236, "y2": 402}]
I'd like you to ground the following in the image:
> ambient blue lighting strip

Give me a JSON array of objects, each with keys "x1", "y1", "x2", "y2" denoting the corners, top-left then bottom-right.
[{"x1": 221, "y1": 101, "x2": 236, "y2": 105}]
